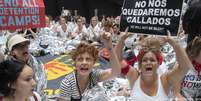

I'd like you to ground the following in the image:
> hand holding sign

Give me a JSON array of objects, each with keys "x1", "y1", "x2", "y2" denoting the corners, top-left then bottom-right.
[{"x1": 159, "y1": 30, "x2": 176, "y2": 45}]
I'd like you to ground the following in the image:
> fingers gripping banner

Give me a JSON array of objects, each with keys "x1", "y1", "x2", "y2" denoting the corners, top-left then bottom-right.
[
  {"x1": 120, "y1": 0, "x2": 184, "y2": 36},
  {"x1": 0, "y1": 0, "x2": 45, "y2": 30}
]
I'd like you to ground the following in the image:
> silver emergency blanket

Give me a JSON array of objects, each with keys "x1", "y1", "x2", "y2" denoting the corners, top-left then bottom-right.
[
  {"x1": 29, "y1": 34, "x2": 81, "y2": 56},
  {"x1": 81, "y1": 78, "x2": 132, "y2": 101}
]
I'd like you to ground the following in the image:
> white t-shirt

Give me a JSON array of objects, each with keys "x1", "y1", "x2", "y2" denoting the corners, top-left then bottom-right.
[{"x1": 131, "y1": 76, "x2": 168, "y2": 101}]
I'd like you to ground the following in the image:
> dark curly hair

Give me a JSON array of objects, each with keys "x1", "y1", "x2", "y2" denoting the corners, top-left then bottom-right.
[
  {"x1": 0, "y1": 60, "x2": 26, "y2": 97},
  {"x1": 71, "y1": 42, "x2": 99, "y2": 62},
  {"x1": 182, "y1": 0, "x2": 201, "y2": 43},
  {"x1": 186, "y1": 36, "x2": 201, "y2": 60}
]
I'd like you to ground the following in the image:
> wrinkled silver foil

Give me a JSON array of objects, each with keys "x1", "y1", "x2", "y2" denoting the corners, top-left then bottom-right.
[{"x1": 82, "y1": 78, "x2": 132, "y2": 101}]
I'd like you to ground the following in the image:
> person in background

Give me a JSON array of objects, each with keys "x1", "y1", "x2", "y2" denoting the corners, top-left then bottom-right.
[
  {"x1": 71, "y1": 16, "x2": 88, "y2": 40},
  {"x1": 4, "y1": 34, "x2": 47, "y2": 100},
  {"x1": 58, "y1": 31, "x2": 121, "y2": 101},
  {"x1": 56, "y1": 16, "x2": 71, "y2": 39},
  {"x1": 0, "y1": 60, "x2": 41, "y2": 101},
  {"x1": 87, "y1": 16, "x2": 102, "y2": 42},
  {"x1": 39, "y1": 15, "x2": 57, "y2": 36},
  {"x1": 111, "y1": 24, "x2": 121, "y2": 44},
  {"x1": 182, "y1": 0, "x2": 201, "y2": 43},
  {"x1": 114, "y1": 16, "x2": 121, "y2": 25},
  {"x1": 174, "y1": 1, "x2": 201, "y2": 100},
  {"x1": 178, "y1": 36, "x2": 201, "y2": 100},
  {"x1": 82, "y1": 17, "x2": 89, "y2": 28},
  {"x1": 103, "y1": 19, "x2": 113, "y2": 33}
]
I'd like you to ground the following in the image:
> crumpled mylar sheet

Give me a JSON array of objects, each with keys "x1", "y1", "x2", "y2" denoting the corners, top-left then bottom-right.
[{"x1": 82, "y1": 78, "x2": 133, "y2": 101}]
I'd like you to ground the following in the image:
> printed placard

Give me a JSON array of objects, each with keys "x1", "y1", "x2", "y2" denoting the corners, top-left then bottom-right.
[
  {"x1": 120, "y1": 0, "x2": 184, "y2": 36},
  {"x1": 0, "y1": 0, "x2": 45, "y2": 30}
]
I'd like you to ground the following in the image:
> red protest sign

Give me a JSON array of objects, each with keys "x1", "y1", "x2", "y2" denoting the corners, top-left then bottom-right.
[{"x1": 0, "y1": 0, "x2": 46, "y2": 30}]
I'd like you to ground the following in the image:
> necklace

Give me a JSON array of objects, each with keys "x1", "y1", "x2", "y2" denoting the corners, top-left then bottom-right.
[{"x1": 75, "y1": 71, "x2": 92, "y2": 98}]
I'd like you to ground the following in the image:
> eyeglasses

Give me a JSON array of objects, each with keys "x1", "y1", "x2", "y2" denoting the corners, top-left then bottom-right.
[{"x1": 13, "y1": 42, "x2": 30, "y2": 49}]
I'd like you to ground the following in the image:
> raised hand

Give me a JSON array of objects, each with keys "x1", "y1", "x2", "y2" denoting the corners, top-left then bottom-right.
[
  {"x1": 159, "y1": 30, "x2": 176, "y2": 45},
  {"x1": 120, "y1": 27, "x2": 133, "y2": 41},
  {"x1": 101, "y1": 31, "x2": 113, "y2": 49}
]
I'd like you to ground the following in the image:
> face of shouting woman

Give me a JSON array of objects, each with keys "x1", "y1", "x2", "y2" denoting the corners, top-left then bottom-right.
[
  {"x1": 140, "y1": 51, "x2": 159, "y2": 77},
  {"x1": 75, "y1": 52, "x2": 95, "y2": 76}
]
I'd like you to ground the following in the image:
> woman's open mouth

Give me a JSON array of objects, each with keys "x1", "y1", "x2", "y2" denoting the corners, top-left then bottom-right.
[
  {"x1": 80, "y1": 67, "x2": 89, "y2": 71},
  {"x1": 143, "y1": 67, "x2": 154, "y2": 76},
  {"x1": 145, "y1": 67, "x2": 152, "y2": 71}
]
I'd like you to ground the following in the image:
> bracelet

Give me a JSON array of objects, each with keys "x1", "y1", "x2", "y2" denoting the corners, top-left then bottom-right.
[{"x1": 121, "y1": 64, "x2": 131, "y2": 76}]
